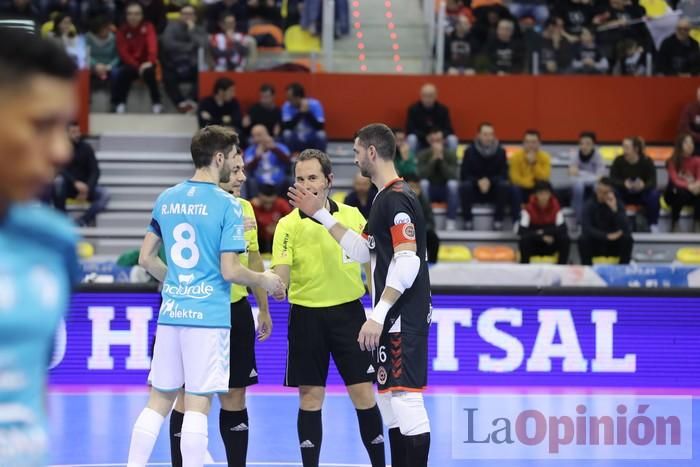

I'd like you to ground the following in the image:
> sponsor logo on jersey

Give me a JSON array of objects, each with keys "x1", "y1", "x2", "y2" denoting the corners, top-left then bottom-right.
[
  {"x1": 377, "y1": 366, "x2": 388, "y2": 385},
  {"x1": 158, "y1": 299, "x2": 204, "y2": 320},
  {"x1": 366, "y1": 365, "x2": 375, "y2": 374},
  {"x1": 367, "y1": 235, "x2": 376, "y2": 250},
  {"x1": 162, "y1": 274, "x2": 214, "y2": 299}
]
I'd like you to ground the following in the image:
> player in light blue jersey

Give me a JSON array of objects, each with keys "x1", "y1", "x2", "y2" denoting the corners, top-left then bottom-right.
[
  {"x1": 127, "y1": 125, "x2": 285, "y2": 467},
  {"x1": 0, "y1": 29, "x2": 80, "y2": 467}
]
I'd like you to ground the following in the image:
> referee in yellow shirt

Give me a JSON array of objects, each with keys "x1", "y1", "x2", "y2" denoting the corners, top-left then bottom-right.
[
  {"x1": 272, "y1": 149, "x2": 385, "y2": 467},
  {"x1": 168, "y1": 150, "x2": 273, "y2": 467}
]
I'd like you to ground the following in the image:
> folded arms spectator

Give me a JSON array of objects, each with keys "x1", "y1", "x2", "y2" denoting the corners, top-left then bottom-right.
[
  {"x1": 197, "y1": 77, "x2": 242, "y2": 130},
  {"x1": 405, "y1": 83, "x2": 458, "y2": 151}
]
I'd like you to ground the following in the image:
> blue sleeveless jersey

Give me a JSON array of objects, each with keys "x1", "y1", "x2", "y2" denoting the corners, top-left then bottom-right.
[
  {"x1": 0, "y1": 203, "x2": 79, "y2": 466},
  {"x1": 149, "y1": 180, "x2": 246, "y2": 328}
]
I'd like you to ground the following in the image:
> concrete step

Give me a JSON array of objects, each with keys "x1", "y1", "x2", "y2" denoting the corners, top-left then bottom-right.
[
  {"x1": 100, "y1": 161, "x2": 194, "y2": 178},
  {"x1": 106, "y1": 186, "x2": 164, "y2": 203},
  {"x1": 96, "y1": 212, "x2": 152, "y2": 229}
]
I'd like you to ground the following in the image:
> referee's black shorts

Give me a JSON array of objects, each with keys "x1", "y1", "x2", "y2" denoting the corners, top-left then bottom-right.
[
  {"x1": 149, "y1": 297, "x2": 259, "y2": 389},
  {"x1": 284, "y1": 299, "x2": 375, "y2": 387},
  {"x1": 229, "y1": 297, "x2": 258, "y2": 388}
]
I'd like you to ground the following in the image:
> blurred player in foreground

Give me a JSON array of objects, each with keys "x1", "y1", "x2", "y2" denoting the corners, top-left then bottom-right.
[
  {"x1": 168, "y1": 150, "x2": 273, "y2": 467},
  {"x1": 127, "y1": 126, "x2": 285, "y2": 467},
  {"x1": 289, "y1": 123, "x2": 432, "y2": 467},
  {"x1": 0, "y1": 28, "x2": 80, "y2": 466}
]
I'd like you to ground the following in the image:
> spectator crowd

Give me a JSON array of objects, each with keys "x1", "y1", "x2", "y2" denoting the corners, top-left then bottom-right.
[{"x1": 440, "y1": 0, "x2": 700, "y2": 76}]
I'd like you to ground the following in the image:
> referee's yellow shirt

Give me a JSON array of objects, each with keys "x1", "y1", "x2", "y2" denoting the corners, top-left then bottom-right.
[
  {"x1": 271, "y1": 199, "x2": 366, "y2": 307},
  {"x1": 230, "y1": 197, "x2": 259, "y2": 303}
]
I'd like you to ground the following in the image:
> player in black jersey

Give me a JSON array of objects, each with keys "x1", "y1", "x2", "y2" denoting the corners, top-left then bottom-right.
[{"x1": 288, "y1": 123, "x2": 431, "y2": 467}]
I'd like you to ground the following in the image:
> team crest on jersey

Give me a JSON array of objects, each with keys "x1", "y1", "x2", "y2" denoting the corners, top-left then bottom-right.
[
  {"x1": 377, "y1": 366, "x2": 388, "y2": 385},
  {"x1": 403, "y1": 224, "x2": 415, "y2": 240},
  {"x1": 367, "y1": 235, "x2": 376, "y2": 250}
]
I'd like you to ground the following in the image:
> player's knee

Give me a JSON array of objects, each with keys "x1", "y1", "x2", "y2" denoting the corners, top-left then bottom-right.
[
  {"x1": 299, "y1": 385, "x2": 325, "y2": 411},
  {"x1": 183, "y1": 393, "x2": 212, "y2": 415},
  {"x1": 219, "y1": 387, "x2": 246, "y2": 411},
  {"x1": 377, "y1": 392, "x2": 399, "y2": 429},
  {"x1": 173, "y1": 388, "x2": 186, "y2": 413},
  {"x1": 390, "y1": 392, "x2": 430, "y2": 436},
  {"x1": 346, "y1": 382, "x2": 376, "y2": 410},
  {"x1": 147, "y1": 387, "x2": 179, "y2": 417}
]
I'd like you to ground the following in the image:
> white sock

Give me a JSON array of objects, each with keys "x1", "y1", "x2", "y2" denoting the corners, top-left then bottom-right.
[
  {"x1": 180, "y1": 411, "x2": 209, "y2": 467},
  {"x1": 127, "y1": 407, "x2": 165, "y2": 467}
]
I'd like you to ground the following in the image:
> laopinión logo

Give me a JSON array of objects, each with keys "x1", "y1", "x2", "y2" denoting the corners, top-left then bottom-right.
[
  {"x1": 162, "y1": 274, "x2": 214, "y2": 299},
  {"x1": 451, "y1": 395, "x2": 692, "y2": 460}
]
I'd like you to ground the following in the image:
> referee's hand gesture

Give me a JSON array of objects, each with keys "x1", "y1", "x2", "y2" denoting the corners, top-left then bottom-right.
[
  {"x1": 288, "y1": 183, "x2": 323, "y2": 217},
  {"x1": 358, "y1": 319, "x2": 382, "y2": 351}
]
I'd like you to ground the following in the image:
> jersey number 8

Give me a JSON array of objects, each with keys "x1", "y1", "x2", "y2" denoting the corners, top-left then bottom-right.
[{"x1": 171, "y1": 222, "x2": 200, "y2": 269}]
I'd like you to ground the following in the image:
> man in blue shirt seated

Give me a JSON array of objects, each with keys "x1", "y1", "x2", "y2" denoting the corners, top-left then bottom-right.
[
  {"x1": 282, "y1": 82, "x2": 327, "y2": 153},
  {"x1": 0, "y1": 28, "x2": 80, "y2": 466},
  {"x1": 244, "y1": 123, "x2": 292, "y2": 197}
]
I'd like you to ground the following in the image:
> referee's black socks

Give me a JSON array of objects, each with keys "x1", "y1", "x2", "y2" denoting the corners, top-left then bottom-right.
[
  {"x1": 219, "y1": 408, "x2": 249, "y2": 467},
  {"x1": 355, "y1": 405, "x2": 386, "y2": 467},
  {"x1": 169, "y1": 409, "x2": 184, "y2": 467},
  {"x1": 297, "y1": 409, "x2": 322, "y2": 467}
]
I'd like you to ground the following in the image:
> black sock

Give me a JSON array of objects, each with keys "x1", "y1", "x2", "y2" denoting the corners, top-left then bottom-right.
[
  {"x1": 356, "y1": 405, "x2": 386, "y2": 467},
  {"x1": 405, "y1": 432, "x2": 430, "y2": 467},
  {"x1": 169, "y1": 409, "x2": 184, "y2": 467},
  {"x1": 219, "y1": 408, "x2": 249, "y2": 467},
  {"x1": 388, "y1": 427, "x2": 407, "y2": 467},
  {"x1": 297, "y1": 409, "x2": 322, "y2": 467}
]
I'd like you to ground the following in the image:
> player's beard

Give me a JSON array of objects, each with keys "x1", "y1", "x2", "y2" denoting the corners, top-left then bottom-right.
[{"x1": 219, "y1": 166, "x2": 232, "y2": 183}]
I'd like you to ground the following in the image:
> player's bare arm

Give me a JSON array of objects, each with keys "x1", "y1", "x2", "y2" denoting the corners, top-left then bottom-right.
[
  {"x1": 357, "y1": 241, "x2": 419, "y2": 351},
  {"x1": 138, "y1": 232, "x2": 167, "y2": 282},
  {"x1": 248, "y1": 249, "x2": 273, "y2": 341},
  {"x1": 288, "y1": 183, "x2": 370, "y2": 263},
  {"x1": 271, "y1": 264, "x2": 291, "y2": 301},
  {"x1": 221, "y1": 252, "x2": 286, "y2": 299}
]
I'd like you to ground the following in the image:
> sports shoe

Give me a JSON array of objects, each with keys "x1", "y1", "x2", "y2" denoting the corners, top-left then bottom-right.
[
  {"x1": 152, "y1": 103, "x2": 163, "y2": 114},
  {"x1": 115, "y1": 103, "x2": 126, "y2": 114}
]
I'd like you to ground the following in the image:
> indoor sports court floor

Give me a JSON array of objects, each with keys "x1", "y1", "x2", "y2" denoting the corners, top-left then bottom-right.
[{"x1": 49, "y1": 385, "x2": 700, "y2": 467}]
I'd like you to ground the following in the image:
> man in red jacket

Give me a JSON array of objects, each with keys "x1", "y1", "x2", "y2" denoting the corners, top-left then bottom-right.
[
  {"x1": 114, "y1": 2, "x2": 162, "y2": 113},
  {"x1": 517, "y1": 181, "x2": 570, "y2": 264}
]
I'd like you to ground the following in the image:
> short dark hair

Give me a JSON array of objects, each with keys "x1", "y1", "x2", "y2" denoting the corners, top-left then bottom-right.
[
  {"x1": 287, "y1": 82, "x2": 305, "y2": 98},
  {"x1": 355, "y1": 123, "x2": 396, "y2": 161},
  {"x1": 190, "y1": 125, "x2": 239, "y2": 169},
  {"x1": 295, "y1": 149, "x2": 333, "y2": 180},
  {"x1": 88, "y1": 15, "x2": 112, "y2": 35},
  {"x1": 478, "y1": 122, "x2": 493, "y2": 132},
  {"x1": 0, "y1": 28, "x2": 76, "y2": 89},
  {"x1": 533, "y1": 180, "x2": 552, "y2": 193},
  {"x1": 403, "y1": 173, "x2": 420, "y2": 184},
  {"x1": 260, "y1": 83, "x2": 275, "y2": 94},
  {"x1": 579, "y1": 131, "x2": 597, "y2": 143},
  {"x1": 427, "y1": 127, "x2": 443, "y2": 136},
  {"x1": 213, "y1": 77, "x2": 234, "y2": 94},
  {"x1": 258, "y1": 183, "x2": 277, "y2": 196},
  {"x1": 598, "y1": 176, "x2": 613, "y2": 187},
  {"x1": 524, "y1": 129, "x2": 540, "y2": 139}
]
